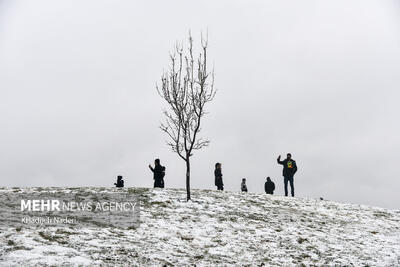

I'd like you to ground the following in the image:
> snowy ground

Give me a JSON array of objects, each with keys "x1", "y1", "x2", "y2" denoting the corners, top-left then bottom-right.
[{"x1": 0, "y1": 187, "x2": 400, "y2": 266}]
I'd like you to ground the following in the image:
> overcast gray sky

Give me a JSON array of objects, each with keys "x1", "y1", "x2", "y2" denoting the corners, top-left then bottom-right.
[{"x1": 1, "y1": 0, "x2": 399, "y2": 209}]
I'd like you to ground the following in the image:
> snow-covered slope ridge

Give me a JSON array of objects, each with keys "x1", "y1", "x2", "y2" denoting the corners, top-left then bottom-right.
[{"x1": 1, "y1": 187, "x2": 399, "y2": 266}]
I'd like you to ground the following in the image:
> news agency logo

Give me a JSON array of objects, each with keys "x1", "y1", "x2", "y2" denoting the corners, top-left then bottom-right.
[
  {"x1": 0, "y1": 191, "x2": 141, "y2": 229},
  {"x1": 20, "y1": 199, "x2": 138, "y2": 212}
]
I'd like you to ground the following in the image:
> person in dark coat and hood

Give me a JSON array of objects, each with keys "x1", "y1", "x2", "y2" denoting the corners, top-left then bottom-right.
[
  {"x1": 149, "y1": 159, "x2": 166, "y2": 188},
  {"x1": 114, "y1": 175, "x2": 124, "y2": 188},
  {"x1": 264, "y1": 177, "x2": 275, "y2": 194},
  {"x1": 214, "y1": 163, "x2": 224, "y2": 191},
  {"x1": 241, "y1": 178, "x2": 248, "y2": 192},
  {"x1": 277, "y1": 153, "x2": 298, "y2": 196}
]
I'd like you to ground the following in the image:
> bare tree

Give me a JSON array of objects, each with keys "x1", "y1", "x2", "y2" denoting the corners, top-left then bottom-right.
[{"x1": 157, "y1": 32, "x2": 216, "y2": 201}]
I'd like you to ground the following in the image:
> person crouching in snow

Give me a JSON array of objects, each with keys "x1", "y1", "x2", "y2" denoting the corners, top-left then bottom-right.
[
  {"x1": 214, "y1": 163, "x2": 224, "y2": 191},
  {"x1": 241, "y1": 178, "x2": 248, "y2": 192},
  {"x1": 114, "y1": 175, "x2": 124, "y2": 188}
]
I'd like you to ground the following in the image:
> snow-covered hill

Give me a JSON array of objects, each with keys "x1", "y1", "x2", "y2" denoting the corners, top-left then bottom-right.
[{"x1": 1, "y1": 187, "x2": 399, "y2": 266}]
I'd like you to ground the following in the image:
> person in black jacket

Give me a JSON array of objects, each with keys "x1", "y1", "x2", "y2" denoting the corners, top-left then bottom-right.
[
  {"x1": 277, "y1": 153, "x2": 297, "y2": 196},
  {"x1": 214, "y1": 163, "x2": 224, "y2": 191},
  {"x1": 264, "y1": 177, "x2": 275, "y2": 195},
  {"x1": 149, "y1": 159, "x2": 166, "y2": 188},
  {"x1": 241, "y1": 178, "x2": 248, "y2": 192},
  {"x1": 114, "y1": 175, "x2": 124, "y2": 188}
]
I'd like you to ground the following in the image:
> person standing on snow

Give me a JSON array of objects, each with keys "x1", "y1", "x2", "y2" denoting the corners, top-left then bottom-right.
[
  {"x1": 149, "y1": 159, "x2": 166, "y2": 188},
  {"x1": 277, "y1": 153, "x2": 297, "y2": 196},
  {"x1": 241, "y1": 178, "x2": 248, "y2": 192},
  {"x1": 214, "y1": 163, "x2": 224, "y2": 191},
  {"x1": 264, "y1": 177, "x2": 275, "y2": 195}
]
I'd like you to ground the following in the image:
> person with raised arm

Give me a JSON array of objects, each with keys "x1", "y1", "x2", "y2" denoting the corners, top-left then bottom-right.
[
  {"x1": 149, "y1": 159, "x2": 166, "y2": 188},
  {"x1": 277, "y1": 153, "x2": 297, "y2": 197}
]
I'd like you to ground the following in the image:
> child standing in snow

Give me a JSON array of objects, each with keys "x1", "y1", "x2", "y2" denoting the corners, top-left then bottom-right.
[
  {"x1": 264, "y1": 177, "x2": 275, "y2": 195},
  {"x1": 241, "y1": 178, "x2": 248, "y2": 192}
]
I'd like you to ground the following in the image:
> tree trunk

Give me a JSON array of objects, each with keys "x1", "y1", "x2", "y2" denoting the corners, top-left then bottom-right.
[{"x1": 186, "y1": 157, "x2": 191, "y2": 201}]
